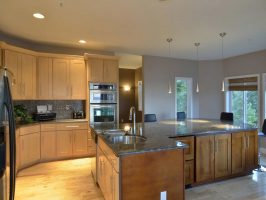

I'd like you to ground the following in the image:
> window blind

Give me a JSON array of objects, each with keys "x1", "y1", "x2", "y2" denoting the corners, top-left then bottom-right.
[{"x1": 228, "y1": 76, "x2": 258, "y2": 91}]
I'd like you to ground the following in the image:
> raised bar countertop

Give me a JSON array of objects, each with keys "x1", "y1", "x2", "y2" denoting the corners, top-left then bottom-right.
[{"x1": 91, "y1": 119, "x2": 258, "y2": 156}]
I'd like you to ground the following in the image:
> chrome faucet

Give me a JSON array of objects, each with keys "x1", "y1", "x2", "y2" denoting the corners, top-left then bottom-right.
[{"x1": 129, "y1": 106, "x2": 136, "y2": 135}]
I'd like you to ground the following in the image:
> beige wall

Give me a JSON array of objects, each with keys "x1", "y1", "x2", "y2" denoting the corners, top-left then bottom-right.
[
  {"x1": 198, "y1": 60, "x2": 224, "y2": 119},
  {"x1": 143, "y1": 55, "x2": 199, "y2": 121}
]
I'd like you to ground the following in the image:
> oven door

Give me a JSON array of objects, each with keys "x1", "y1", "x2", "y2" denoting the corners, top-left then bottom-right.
[
  {"x1": 90, "y1": 104, "x2": 117, "y2": 124},
  {"x1": 90, "y1": 90, "x2": 117, "y2": 104}
]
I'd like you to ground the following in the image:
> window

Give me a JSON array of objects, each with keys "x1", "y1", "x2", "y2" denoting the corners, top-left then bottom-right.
[
  {"x1": 175, "y1": 77, "x2": 193, "y2": 118},
  {"x1": 226, "y1": 75, "x2": 259, "y2": 127}
]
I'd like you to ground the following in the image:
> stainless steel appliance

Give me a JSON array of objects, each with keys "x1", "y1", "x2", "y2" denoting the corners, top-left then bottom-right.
[
  {"x1": 90, "y1": 83, "x2": 117, "y2": 104},
  {"x1": 90, "y1": 82, "x2": 117, "y2": 124},
  {"x1": 90, "y1": 104, "x2": 117, "y2": 124},
  {"x1": 0, "y1": 67, "x2": 16, "y2": 200}
]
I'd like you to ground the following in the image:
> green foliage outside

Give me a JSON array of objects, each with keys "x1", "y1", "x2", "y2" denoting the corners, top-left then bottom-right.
[
  {"x1": 176, "y1": 80, "x2": 187, "y2": 114},
  {"x1": 231, "y1": 91, "x2": 258, "y2": 127}
]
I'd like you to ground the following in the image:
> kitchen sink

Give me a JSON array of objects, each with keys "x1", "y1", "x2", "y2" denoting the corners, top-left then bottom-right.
[
  {"x1": 108, "y1": 135, "x2": 146, "y2": 144},
  {"x1": 103, "y1": 129, "x2": 127, "y2": 136}
]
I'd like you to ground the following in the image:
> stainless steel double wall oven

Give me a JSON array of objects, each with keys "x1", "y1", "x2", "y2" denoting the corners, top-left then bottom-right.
[{"x1": 89, "y1": 83, "x2": 117, "y2": 124}]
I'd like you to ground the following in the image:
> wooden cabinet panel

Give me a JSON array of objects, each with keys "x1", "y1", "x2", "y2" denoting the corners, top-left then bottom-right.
[
  {"x1": 56, "y1": 130, "x2": 73, "y2": 158},
  {"x1": 103, "y1": 60, "x2": 118, "y2": 83},
  {"x1": 232, "y1": 132, "x2": 246, "y2": 174},
  {"x1": 20, "y1": 132, "x2": 40, "y2": 168},
  {"x1": 52, "y1": 59, "x2": 69, "y2": 99},
  {"x1": 185, "y1": 160, "x2": 194, "y2": 185},
  {"x1": 72, "y1": 129, "x2": 88, "y2": 156},
  {"x1": 97, "y1": 146, "x2": 105, "y2": 191},
  {"x1": 69, "y1": 59, "x2": 86, "y2": 99},
  {"x1": 176, "y1": 136, "x2": 194, "y2": 160},
  {"x1": 41, "y1": 131, "x2": 57, "y2": 161},
  {"x1": 196, "y1": 135, "x2": 214, "y2": 182},
  {"x1": 214, "y1": 134, "x2": 231, "y2": 179},
  {"x1": 21, "y1": 54, "x2": 36, "y2": 99},
  {"x1": 37, "y1": 57, "x2": 53, "y2": 99},
  {"x1": 4, "y1": 50, "x2": 21, "y2": 99},
  {"x1": 245, "y1": 131, "x2": 258, "y2": 171},
  {"x1": 89, "y1": 59, "x2": 104, "y2": 82},
  {"x1": 56, "y1": 122, "x2": 88, "y2": 131},
  {"x1": 113, "y1": 169, "x2": 119, "y2": 200},
  {"x1": 104, "y1": 157, "x2": 113, "y2": 200},
  {"x1": 20, "y1": 124, "x2": 40, "y2": 136}
]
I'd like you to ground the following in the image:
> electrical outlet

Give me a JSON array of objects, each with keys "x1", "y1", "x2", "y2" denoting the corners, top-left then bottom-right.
[
  {"x1": 160, "y1": 191, "x2": 167, "y2": 200},
  {"x1": 65, "y1": 105, "x2": 72, "y2": 110}
]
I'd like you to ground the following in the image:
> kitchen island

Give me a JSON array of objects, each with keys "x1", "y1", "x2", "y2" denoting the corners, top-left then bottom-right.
[{"x1": 91, "y1": 119, "x2": 258, "y2": 200}]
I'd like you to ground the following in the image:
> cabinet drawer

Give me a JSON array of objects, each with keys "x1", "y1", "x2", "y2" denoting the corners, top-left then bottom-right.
[
  {"x1": 98, "y1": 137, "x2": 119, "y2": 172},
  {"x1": 41, "y1": 123, "x2": 56, "y2": 132},
  {"x1": 176, "y1": 136, "x2": 194, "y2": 160},
  {"x1": 20, "y1": 124, "x2": 40, "y2": 136},
  {"x1": 56, "y1": 122, "x2": 88, "y2": 130}
]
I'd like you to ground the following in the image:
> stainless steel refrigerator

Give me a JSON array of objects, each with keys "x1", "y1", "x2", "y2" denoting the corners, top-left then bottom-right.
[{"x1": 0, "y1": 67, "x2": 16, "y2": 200}]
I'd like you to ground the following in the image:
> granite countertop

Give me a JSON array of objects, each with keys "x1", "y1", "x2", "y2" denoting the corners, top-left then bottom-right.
[
  {"x1": 92, "y1": 119, "x2": 258, "y2": 156},
  {"x1": 16, "y1": 118, "x2": 88, "y2": 128}
]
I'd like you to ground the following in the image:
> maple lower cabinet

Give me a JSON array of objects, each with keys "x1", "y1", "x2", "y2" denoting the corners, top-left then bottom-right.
[
  {"x1": 232, "y1": 131, "x2": 258, "y2": 174},
  {"x1": 86, "y1": 55, "x2": 119, "y2": 83},
  {"x1": 19, "y1": 125, "x2": 41, "y2": 169},
  {"x1": 41, "y1": 123, "x2": 57, "y2": 161},
  {"x1": 4, "y1": 50, "x2": 36, "y2": 99},
  {"x1": 37, "y1": 57, "x2": 53, "y2": 99},
  {"x1": 56, "y1": 122, "x2": 88, "y2": 159}
]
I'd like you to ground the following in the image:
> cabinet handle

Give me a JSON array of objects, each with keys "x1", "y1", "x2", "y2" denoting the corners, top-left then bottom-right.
[{"x1": 66, "y1": 126, "x2": 79, "y2": 128}]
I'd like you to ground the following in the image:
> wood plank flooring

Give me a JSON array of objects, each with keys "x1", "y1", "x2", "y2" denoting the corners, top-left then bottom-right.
[{"x1": 15, "y1": 158, "x2": 266, "y2": 200}]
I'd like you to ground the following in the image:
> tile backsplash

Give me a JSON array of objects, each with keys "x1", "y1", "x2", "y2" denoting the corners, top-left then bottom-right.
[{"x1": 14, "y1": 100, "x2": 86, "y2": 119}]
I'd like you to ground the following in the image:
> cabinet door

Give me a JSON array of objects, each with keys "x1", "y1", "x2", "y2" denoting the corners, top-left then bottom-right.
[
  {"x1": 214, "y1": 134, "x2": 231, "y2": 178},
  {"x1": 176, "y1": 136, "x2": 194, "y2": 160},
  {"x1": 21, "y1": 54, "x2": 36, "y2": 99},
  {"x1": 245, "y1": 131, "x2": 258, "y2": 171},
  {"x1": 104, "y1": 157, "x2": 113, "y2": 200},
  {"x1": 56, "y1": 130, "x2": 73, "y2": 158},
  {"x1": 20, "y1": 132, "x2": 41, "y2": 168},
  {"x1": 196, "y1": 135, "x2": 214, "y2": 182},
  {"x1": 69, "y1": 60, "x2": 86, "y2": 99},
  {"x1": 232, "y1": 132, "x2": 246, "y2": 174},
  {"x1": 41, "y1": 131, "x2": 57, "y2": 160},
  {"x1": 97, "y1": 146, "x2": 105, "y2": 193},
  {"x1": 37, "y1": 57, "x2": 53, "y2": 99},
  {"x1": 103, "y1": 60, "x2": 118, "y2": 83},
  {"x1": 4, "y1": 50, "x2": 21, "y2": 99},
  {"x1": 72, "y1": 129, "x2": 88, "y2": 156},
  {"x1": 52, "y1": 59, "x2": 69, "y2": 99},
  {"x1": 185, "y1": 160, "x2": 194, "y2": 185},
  {"x1": 88, "y1": 59, "x2": 104, "y2": 82}
]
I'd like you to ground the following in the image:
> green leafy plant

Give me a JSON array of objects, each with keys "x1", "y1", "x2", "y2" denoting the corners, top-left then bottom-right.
[{"x1": 14, "y1": 104, "x2": 33, "y2": 123}]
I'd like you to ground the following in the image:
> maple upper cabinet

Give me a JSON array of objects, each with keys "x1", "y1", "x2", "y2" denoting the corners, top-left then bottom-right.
[
  {"x1": 4, "y1": 50, "x2": 36, "y2": 99},
  {"x1": 52, "y1": 58, "x2": 70, "y2": 99},
  {"x1": 69, "y1": 59, "x2": 86, "y2": 99},
  {"x1": 37, "y1": 57, "x2": 53, "y2": 99},
  {"x1": 85, "y1": 54, "x2": 119, "y2": 83}
]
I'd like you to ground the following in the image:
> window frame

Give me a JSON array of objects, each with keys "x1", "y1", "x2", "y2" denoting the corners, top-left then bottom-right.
[
  {"x1": 225, "y1": 74, "x2": 260, "y2": 127},
  {"x1": 175, "y1": 77, "x2": 193, "y2": 119}
]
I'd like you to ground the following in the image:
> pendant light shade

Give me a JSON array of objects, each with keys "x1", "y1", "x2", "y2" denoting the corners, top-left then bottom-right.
[
  {"x1": 166, "y1": 38, "x2": 173, "y2": 94},
  {"x1": 220, "y1": 32, "x2": 226, "y2": 92},
  {"x1": 195, "y1": 42, "x2": 200, "y2": 93}
]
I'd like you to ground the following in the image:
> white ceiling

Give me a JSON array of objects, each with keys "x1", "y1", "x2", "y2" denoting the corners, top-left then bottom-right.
[{"x1": 0, "y1": 0, "x2": 266, "y2": 60}]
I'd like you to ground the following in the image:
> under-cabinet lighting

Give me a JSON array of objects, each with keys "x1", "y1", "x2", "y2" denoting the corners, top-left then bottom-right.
[
  {"x1": 33, "y1": 13, "x2": 45, "y2": 19},
  {"x1": 78, "y1": 40, "x2": 87, "y2": 44}
]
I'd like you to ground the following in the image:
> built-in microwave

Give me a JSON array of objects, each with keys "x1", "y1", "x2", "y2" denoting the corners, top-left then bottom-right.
[
  {"x1": 90, "y1": 104, "x2": 117, "y2": 124},
  {"x1": 90, "y1": 83, "x2": 117, "y2": 104}
]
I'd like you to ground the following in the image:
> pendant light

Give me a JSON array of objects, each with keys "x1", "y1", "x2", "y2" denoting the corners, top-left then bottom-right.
[
  {"x1": 219, "y1": 32, "x2": 226, "y2": 92},
  {"x1": 194, "y1": 42, "x2": 200, "y2": 93},
  {"x1": 166, "y1": 38, "x2": 173, "y2": 94}
]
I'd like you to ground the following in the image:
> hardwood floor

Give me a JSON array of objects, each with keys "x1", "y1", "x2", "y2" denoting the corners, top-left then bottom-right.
[
  {"x1": 15, "y1": 157, "x2": 266, "y2": 200},
  {"x1": 15, "y1": 158, "x2": 104, "y2": 200}
]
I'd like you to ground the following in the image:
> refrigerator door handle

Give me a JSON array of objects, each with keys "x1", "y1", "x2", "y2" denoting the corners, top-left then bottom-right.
[{"x1": 3, "y1": 76, "x2": 16, "y2": 200}]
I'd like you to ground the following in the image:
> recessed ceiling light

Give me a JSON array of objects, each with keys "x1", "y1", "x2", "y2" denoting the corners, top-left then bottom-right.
[
  {"x1": 78, "y1": 40, "x2": 87, "y2": 44},
  {"x1": 33, "y1": 13, "x2": 45, "y2": 19}
]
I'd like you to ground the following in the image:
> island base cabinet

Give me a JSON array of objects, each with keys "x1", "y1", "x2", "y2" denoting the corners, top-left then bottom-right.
[
  {"x1": 121, "y1": 149, "x2": 184, "y2": 200},
  {"x1": 185, "y1": 160, "x2": 194, "y2": 185},
  {"x1": 232, "y1": 131, "x2": 258, "y2": 174}
]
